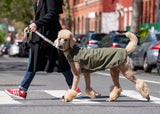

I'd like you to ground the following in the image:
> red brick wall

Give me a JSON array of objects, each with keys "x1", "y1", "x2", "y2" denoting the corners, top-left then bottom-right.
[
  {"x1": 60, "y1": 0, "x2": 159, "y2": 33},
  {"x1": 70, "y1": 0, "x2": 103, "y2": 34},
  {"x1": 141, "y1": 0, "x2": 158, "y2": 25},
  {"x1": 103, "y1": 0, "x2": 118, "y2": 12}
]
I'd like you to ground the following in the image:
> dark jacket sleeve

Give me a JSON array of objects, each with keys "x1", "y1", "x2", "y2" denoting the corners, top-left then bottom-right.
[{"x1": 34, "y1": 0, "x2": 63, "y2": 28}]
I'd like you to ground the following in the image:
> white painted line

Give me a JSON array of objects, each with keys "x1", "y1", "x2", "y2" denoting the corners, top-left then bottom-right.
[
  {"x1": 0, "y1": 91, "x2": 20, "y2": 105},
  {"x1": 122, "y1": 90, "x2": 160, "y2": 105},
  {"x1": 71, "y1": 99, "x2": 100, "y2": 104},
  {"x1": 95, "y1": 72, "x2": 160, "y2": 85},
  {"x1": 44, "y1": 90, "x2": 66, "y2": 98},
  {"x1": 44, "y1": 90, "x2": 100, "y2": 104}
]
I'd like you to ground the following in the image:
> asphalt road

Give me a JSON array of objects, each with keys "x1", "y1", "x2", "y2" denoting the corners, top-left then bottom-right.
[{"x1": 0, "y1": 55, "x2": 160, "y2": 114}]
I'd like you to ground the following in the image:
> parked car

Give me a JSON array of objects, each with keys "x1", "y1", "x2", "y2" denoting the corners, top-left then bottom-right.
[
  {"x1": 0, "y1": 44, "x2": 11, "y2": 55},
  {"x1": 19, "y1": 40, "x2": 30, "y2": 57},
  {"x1": 99, "y1": 30, "x2": 130, "y2": 48},
  {"x1": 80, "y1": 32, "x2": 107, "y2": 49},
  {"x1": 157, "y1": 49, "x2": 160, "y2": 75},
  {"x1": 74, "y1": 34, "x2": 80, "y2": 41},
  {"x1": 9, "y1": 40, "x2": 23, "y2": 57},
  {"x1": 130, "y1": 32, "x2": 160, "y2": 72},
  {"x1": 77, "y1": 34, "x2": 85, "y2": 43}
]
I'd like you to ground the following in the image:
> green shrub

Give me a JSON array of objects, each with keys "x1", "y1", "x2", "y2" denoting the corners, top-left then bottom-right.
[
  {"x1": 0, "y1": 29, "x2": 6, "y2": 44},
  {"x1": 138, "y1": 28, "x2": 149, "y2": 40}
]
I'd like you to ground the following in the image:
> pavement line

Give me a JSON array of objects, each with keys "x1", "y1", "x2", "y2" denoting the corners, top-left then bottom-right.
[
  {"x1": 45, "y1": 90, "x2": 160, "y2": 104},
  {"x1": 0, "y1": 91, "x2": 20, "y2": 105},
  {"x1": 122, "y1": 90, "x2": 160, "y2": 105},
  {"x1": 95, "y1": 72, "x2": 160, "y2": 85},
  {"x1": 44, "y1": 90, "x2": 100, "y2": 104}
]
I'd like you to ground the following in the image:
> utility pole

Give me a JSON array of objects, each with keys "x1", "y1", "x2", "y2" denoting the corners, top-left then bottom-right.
[
  {"x1": 130, "y1": 0, "x2": 142, "y2": 33},
  {"x1": 64, "y1": 0, "x2": 71, "y2": 30}
]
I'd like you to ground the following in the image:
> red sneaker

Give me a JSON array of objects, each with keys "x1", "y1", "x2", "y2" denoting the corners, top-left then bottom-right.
[
  {"x1": 62, "y1": 88, "x2": 82, "y2": 99},
  {"x1": 5, "y1": 88, "x2": 27, "y2": 99},
  {"x1": 76, "y1": 88, "x2": 81, "y2": 96}
]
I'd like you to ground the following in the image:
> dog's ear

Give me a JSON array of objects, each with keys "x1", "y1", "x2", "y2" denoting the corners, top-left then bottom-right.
[
  {"x1": 70, "y1": 34, "x2": 77, "y2": 48},
  {"x1": 53, "y1": 39, "x2": 59, "y2": 48}
]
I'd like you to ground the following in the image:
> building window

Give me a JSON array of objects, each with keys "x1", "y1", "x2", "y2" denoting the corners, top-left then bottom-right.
[
  {"x1": 153, "y1": 0, "x2": 156, "y2": 22},
  {"x1": 77, "y1": 17, "x2": 80, "y2": 34},
  {"x1": 86, "y1": 18, "x2": 90, "y2": 33},
  {"x1": 99, "y1": 12, "x2": 102, "y2": 32},
  {"x1": 158, "y1": 0, "x2": 160, "y2": 22},
  {"x1": 73, "y1": 18, "x2": 76, "y2": 35},
  {"x1": 145, "y1": 1, "x2": 147, "y2": 23},
  {"x1": 82, "y1": 16, "x2": 84, "y2": 34},
  {"x1": 95, "y1": 13, "x2": 98, "y2": 32}
]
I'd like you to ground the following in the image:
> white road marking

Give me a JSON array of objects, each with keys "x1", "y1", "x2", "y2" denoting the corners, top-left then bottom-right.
[
  {"x1": 122, "y1": 90, "x2": 160, "y2": 105},
  {"x1": 44, "y1": 90, "x2": 66, "y2": 98},
  {"x1": 44, "y1": 90, "x2": 100, "y2": 104},
  {"x1": 1, "y1": 89, "x2": 160, "y2": 105},
  {"x1": 95, "y1": 72, "x2": 160, "y2": 85},
  {"x1": 0, "y1": 91, "x2": 20, "y2": 105},
  {"x1": 44, "y1": 90, "x2": 160, "y2": 105}
]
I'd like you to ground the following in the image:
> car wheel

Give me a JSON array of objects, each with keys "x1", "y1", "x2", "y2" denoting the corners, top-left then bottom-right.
[
  {"x1": 130, "y1": 58, "x2": 137, "y2": 71},
  {"x1": 143, "y1": 56, "x2": 152, "y2": 72}
]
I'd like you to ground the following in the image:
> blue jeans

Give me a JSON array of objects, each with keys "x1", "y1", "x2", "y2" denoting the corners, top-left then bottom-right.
[{"x1": 19, "y1": 53, "x2": 73, "y2": 91}]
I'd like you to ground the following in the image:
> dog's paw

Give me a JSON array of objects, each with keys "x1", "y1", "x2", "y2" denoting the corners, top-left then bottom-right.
[
  {"x1": 106, "y1": 85, "x2": 122, "y2": 102},
  {"x1": 85, "y1": 88, "x2": 101, "y2": 99},
  {"x1": 63, "y1": 89, "x2": 77, "y2": 102},
  {"x1": 95, "y1": 92, "x2": 101, "y2": 97},
  {"x1": 106, "y1": 98, "x2": 116, "y2": 102}
]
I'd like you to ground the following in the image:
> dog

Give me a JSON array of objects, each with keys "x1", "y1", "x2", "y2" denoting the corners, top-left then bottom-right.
[{"x1": 54, "y1": 29, "x2": 150, "y2": 102}]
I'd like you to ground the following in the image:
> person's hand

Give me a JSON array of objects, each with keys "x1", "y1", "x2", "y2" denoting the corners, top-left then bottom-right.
[
  {"x1": 24, "y1": 26, "x2": 30, "y2": 32},
  {"x1": 29, "y1": 23, "x2": 37, "y2": 32}
]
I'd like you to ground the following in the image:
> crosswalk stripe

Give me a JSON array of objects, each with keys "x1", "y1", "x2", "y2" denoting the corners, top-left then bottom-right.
[
  {"x1": 44, "y1": 90, "x2": 160, "y2": 105},
  {"x1": 0, "y1": 91, "x2": 20, "y2": 105},
  {"x1": 95, "y1": 72, "x2": 160, "y2": 85},
  {"x1": 121, "y1": 90, "x2": 160, "y2": 104},
  {"x1": 44, "y1": 90, "x2": 100, "y2": 104},
  {"x1": 1, "y1": 90, "x2": 160, "y2": 105}
]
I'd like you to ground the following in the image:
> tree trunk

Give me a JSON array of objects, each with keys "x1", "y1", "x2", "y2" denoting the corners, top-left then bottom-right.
[
  {"x1": 130, "y1": 0, "x2": 142, "y2": 33},
  {"x1": 64, "y1": 0, "x2": 71, "y2": 30}
]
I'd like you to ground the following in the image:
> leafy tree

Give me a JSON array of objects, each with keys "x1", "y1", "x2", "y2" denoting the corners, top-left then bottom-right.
[
  {"x1": 0, "y1": 0, "x2": 34, "y2": 26},
  {"x1": 0, "y1": 29, "x2": 6, "y2": 44}
]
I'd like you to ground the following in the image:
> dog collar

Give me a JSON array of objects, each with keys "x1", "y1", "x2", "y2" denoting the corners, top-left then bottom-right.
[{"x1": 62, "y1": 48, "x2": 71, "y2": 52}]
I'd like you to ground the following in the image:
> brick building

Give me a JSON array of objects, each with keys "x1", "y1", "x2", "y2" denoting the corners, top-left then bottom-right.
[
  {"x1": 60, "y1": 0, "x2": 160, "y2": 34},
  {"x1": 69, "y1": 0, "x2": 103, "y2": 34},
  {"x1": 140, "y1": 0, "x2": 160, "y2": 32}
]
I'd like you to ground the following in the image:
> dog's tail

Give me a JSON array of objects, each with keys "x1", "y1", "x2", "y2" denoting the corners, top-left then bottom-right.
[{"x1": 125, "y1": 32, "x2": 138, "y2": 53}]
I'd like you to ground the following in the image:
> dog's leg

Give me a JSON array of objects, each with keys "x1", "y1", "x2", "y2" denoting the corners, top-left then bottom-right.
[
  {"x1": 119, "y1": 56, "x2": 150, "y2": 101},
  {"x1": 83, "y1": 73, "x2": 101, "y2": 98},
  {"x1": 62, "y1": 62, "x2": 81, "y2": 102},
  {"x1": 106, "y1": 67, "x2": 122, "y2": 102}
]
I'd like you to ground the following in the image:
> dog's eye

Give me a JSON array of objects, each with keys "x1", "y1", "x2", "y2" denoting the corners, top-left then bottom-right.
[
  {"x1": 64, "y1": 39, "x2": 67, "y2": 41},
  {"x1": 59, "y1": 38, "x2": 61, "y2": 41}
]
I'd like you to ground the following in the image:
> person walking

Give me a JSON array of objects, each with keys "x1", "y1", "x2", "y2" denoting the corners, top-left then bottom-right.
[{"x1": 5, "y1": 0, "x2": 81, "y2": 99}]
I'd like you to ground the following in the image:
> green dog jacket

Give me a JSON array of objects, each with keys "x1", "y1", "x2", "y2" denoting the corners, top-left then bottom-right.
[{"x1": 67, "y1": 46, "x2": 127, "y2": 73}]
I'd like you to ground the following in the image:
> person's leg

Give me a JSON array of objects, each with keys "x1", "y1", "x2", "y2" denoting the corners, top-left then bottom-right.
[
  {"x1": 19, "y1": 71, "x2": 36, "y2": 91},
  {"x1": 62, "y1": 70, "x2": 81, "y2": 96},
  {"x1": 62, "y1": 70, "x2": 73, "y2": 88},
  {"x1": 19, "y1": 51, "x2": 36, "y2": 91},
  {"x1": 5, "y1": 51, "x2": 36, "y2": 99}
]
